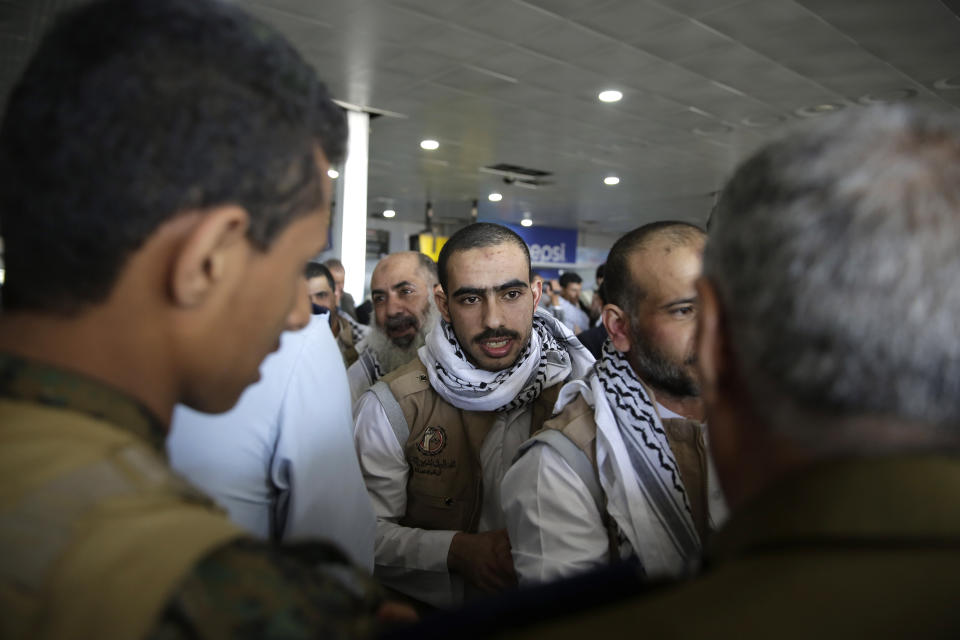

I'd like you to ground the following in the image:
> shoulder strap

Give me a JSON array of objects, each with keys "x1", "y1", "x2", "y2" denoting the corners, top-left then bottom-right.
[
  {"x1": 369, "y1": 380, "x2": 410, "y2": 446},
  {"x1": 519, "y1": 430, "x2": 603, "y2": 515}
]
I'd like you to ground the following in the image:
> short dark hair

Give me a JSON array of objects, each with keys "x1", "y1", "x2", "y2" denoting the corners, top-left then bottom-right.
[
  {"x1": 595, "y1": 263, "x2": 605, "y2": 282},
  {"x1": 436, "y1": 223, "x2": 530, "y2": 292},
  {"x1": 323, "y1": 258, "x2": 345, "y2": 271},
  {"x1": 0, "y1": 0, "x2": 346, "y2": 314},
  {"x1": 604, "y1": 221, "x2": 705, "y2": 313},
  {"x1": 305, "y1": 262, "x2": 335, "y2": 292},
  {"x1": 559, "y1": 272, "x2": 582, "y2": 288}
]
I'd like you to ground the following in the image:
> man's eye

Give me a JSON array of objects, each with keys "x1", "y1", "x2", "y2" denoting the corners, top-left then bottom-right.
[
  {"x1": 372, "y1": 296, "x2": 385, "y2": 305},
  {"x1": 504, "y1": 290, "x2": 522, "y2": 300},
  {"x1": 672, "y1": 306, "x2": 695, "y2": 317},
  {"x1": 400, "y1": 288, "x2": 414, "y2": 296},
  {"x1": 460, "y1": 296, "x2": 480, "y2": 305}
]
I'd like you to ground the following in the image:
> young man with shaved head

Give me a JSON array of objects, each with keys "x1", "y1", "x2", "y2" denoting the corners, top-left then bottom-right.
[
  {"x1": 503, "y1": 222, "x2": 727, "y2": 585},
  {"x1": 347, "y1": 251, "x2": 439, "y2": 403},
  {"x1": 353, "y1": 223, "x2": 593, "y2": 608}
]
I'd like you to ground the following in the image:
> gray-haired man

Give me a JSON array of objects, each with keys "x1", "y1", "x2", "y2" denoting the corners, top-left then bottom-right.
[{"x1": 510, "y1": 105, "x2": 960, "y2": 637}]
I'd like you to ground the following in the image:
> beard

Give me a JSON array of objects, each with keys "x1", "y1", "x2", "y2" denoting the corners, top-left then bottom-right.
[
  {"x1": 628, "y1": 325, "x2": 700, "y2": 398},
  {"x1": 364, "y1": 301, "x2": 440, "y2": 375}
]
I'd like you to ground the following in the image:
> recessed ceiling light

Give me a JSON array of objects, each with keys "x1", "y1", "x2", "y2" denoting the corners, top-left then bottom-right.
[
  {"x1": 598, "y1": 90, "x2": 623, "y2": 103},
  {"x1": 520, "y1": 218, "x2": 533, "y2": 227},
  {"x1": 858, "y1": 88, "x2": 918, "y2": 105},
  {"x1": 420, "y1": 139, "x2": 440, "y2": 150},
  {"x1": 604, "y1": 176, "x2": 620, "y2": 186},
  {"x1": 794, "y1": 102, "x2": 846, "y2": 118},
  {"x1": 327, "y1": 168, "x2": 339, "y2": 179},
  {"x1": 383, "y1": 209, "x2": 396, "y2": 218},
  {"x1": 488, "y1": 192, "x2": 503, "y2": 202},
  {"x1": 741, "y1": 114, "x2": 787, "y2": 128},
  {"x1": 934, "y1": 76, "x2": 960, "y2": 90}
]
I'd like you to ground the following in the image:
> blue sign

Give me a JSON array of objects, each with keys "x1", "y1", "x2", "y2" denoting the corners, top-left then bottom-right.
[{"x1": 501, "y1": 223, "x2": 578, "y2": 265}]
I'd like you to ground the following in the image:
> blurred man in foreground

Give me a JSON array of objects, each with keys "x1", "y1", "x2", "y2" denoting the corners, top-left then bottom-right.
[
  {"x1": 503, "y1": 105, "x2": 960, "y2": 638},
  {"x1": 347, "y1": 252, "x2": 439, "y2": 403},
  {"x1": 0, "y1": 0, "x2": 393, "y2": 636}
]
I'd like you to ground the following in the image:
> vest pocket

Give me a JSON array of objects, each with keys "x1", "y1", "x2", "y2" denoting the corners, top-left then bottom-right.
[{"x1": 401, "y1": 491, "x2": 469, "y2": 531}]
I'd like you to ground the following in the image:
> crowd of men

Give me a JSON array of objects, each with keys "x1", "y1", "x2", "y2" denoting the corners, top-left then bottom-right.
[{"x1": 1, "y1": 0, "x2": 959, "y2": 638}]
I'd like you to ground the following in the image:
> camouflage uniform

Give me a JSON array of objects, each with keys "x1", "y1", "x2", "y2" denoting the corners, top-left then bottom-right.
[{"x1": 0, "y1": 353, "x2": 383, "y2": 639}]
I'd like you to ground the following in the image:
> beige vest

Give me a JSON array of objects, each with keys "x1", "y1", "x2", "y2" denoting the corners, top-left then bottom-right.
[
  {"x1": 0, "y1": 399, "x2": 243, "y2": 640},
  {"x1": 382, "y1": 359, "x2": 560, "y2": 533},
  {"x1": 537, "y1": 395, "x2": 712, "y2": 551}
]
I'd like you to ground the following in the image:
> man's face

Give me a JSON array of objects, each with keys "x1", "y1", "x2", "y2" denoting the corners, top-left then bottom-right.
[
  {"x1": 561, "y1": 281, "x2": 582, "y2": 305},
  {"x1": 329, "y1": 265, "x2": 345, "y2": 307},
  {"x1": 189, "y1": 155, "x2": 332, "y2": 413},
  {"x1": 625, "y1": 240, "x2": 704, "y2": 398},
  {"x1": 308, "y1": 275, "x2": 335, "y2": 314},
  {"x1": 371, "y1": 254, "x2": 433, "y2": 348},
  {"x1": 437, "y1": 243, "x2": 542, "y2": 372}
]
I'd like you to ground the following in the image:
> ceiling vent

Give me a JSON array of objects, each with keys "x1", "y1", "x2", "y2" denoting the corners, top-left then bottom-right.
[{"x1": 480, "y1": 163, "x2": 553, "y2": 189}]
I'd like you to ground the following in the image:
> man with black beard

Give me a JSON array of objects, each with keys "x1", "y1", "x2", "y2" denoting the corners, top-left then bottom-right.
[
  {"x1": 353, "y1": 224, "x2": 594, "y2": 609},
  {"x1": 347, "y1": 252, "x2": 439, "y2": 403},
  {"x1": 503, "y1": 221, "x2": 727, "y2": 585}
]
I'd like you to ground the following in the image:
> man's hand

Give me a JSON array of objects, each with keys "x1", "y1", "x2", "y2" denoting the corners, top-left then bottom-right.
[
  {"x1": 447, "y1": 529, "x2": 517, "y2": 593},
  {"x1": 548, "y1": 279, "x2": 562, "y2": 305}
]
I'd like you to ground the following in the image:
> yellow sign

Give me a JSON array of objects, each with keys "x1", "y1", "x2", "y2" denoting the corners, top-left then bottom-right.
[{"x1": 418, "y1": 233, "x2": 448, "y2": 262}]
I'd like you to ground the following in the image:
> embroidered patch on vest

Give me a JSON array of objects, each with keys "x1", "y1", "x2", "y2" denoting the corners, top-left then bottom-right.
[{"x1": 416, "y1": 426, "x2": 447, "y2": 456}]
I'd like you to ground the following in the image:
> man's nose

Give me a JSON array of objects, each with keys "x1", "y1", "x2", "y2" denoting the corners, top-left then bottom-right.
[
  {"x1": 286, "y1": 278, "x2": 311, "y2": 332},
  {"x1": 482, "y1": 298, "x2": 504, "y2": 328}
]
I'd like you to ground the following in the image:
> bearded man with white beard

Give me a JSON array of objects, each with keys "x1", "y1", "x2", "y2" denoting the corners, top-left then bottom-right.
[{"x1": 347, "y1": 252, "x2": 440, "y2": 404}]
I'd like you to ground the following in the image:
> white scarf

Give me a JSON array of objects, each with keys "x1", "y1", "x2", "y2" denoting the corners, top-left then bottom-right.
[
  {"x1": 557, "y1": 341, "x2": 701, "y2": 577},
  {"x1": 419, "y1": 308, "x2": 594, "y2": 413},
  {"x1": 340, "y1": 310, "x2": 370, "y2": 345}
]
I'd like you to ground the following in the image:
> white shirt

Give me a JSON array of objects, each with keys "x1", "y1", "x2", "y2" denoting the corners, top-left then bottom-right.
[
  {"x1": 501, "y1": 401, "x2": 727, "y2": 586},
  {"x1": 353, "y1": 387, "x2": 534, "y2": 607},
  {"x1": 552, "y1": 296, "x2": 590, "y2": 334},
  {"x1": 167, "y1": 315, "x2": 376, "y2": 570}
]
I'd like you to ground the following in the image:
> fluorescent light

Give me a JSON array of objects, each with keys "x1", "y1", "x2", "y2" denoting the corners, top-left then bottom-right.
[
  {"x1": 598, "y1": 90, "x2": 623, "y2": 103},
  {"x1": 520, "y1": 218, "x2": 533, "y2": 227},
  {"x1": 340, "y1": 110, "x2": 369, "y2": 302},
  {"x1": 420, "y1": 139, "x2": 440, "y2": 150},
  {"x1": 604, "y1": 176, "x2": 620, "y2": 186},
  {"x1": 327, "y1": 168, "x2": 339, "y2": 179},
  {"x1": 383, "y1": 209, "x2": 396, "y2": 218},
  {"x1": 488, "y1": 192, "x2": 503, "y2": 202}
]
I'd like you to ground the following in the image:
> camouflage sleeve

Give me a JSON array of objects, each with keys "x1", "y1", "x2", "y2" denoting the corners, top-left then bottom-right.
[{"x1": 147, "y1": 539, "x2": 383, "y2": 640}]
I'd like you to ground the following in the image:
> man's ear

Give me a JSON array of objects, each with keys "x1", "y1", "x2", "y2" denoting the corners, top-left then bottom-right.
[
  {"x1": 602, "y1": 304, "x2": 631, "y2": 352},
  {"x1": 530, "y1": 276, "x2": 543, "y2": 308},
  {"x1": 169, "y1": 206, "x2": 250, "y2": 308},
  {"x1": 695, "y1": 276, "x2": 726, "y2": 406},
  {"x1": 434, "y1": 284, "x2": 451, "y2": 323}
]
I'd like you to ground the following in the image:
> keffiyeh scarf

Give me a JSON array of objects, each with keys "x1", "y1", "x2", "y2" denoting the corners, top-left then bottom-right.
[
  {"x1": 340, "y1": 310, "x2": 370, "y2": 345},
  {"x1": 557, "y1": 340, "x2": 701, "y2": 577},
  {"x1": 419, "y1": 308, "x2": 594, "y2": 413}
]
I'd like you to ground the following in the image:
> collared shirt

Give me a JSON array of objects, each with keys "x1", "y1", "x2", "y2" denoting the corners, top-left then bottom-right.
[{"x1": 168, "y1": 315, "x2": 376, "y2": 570}]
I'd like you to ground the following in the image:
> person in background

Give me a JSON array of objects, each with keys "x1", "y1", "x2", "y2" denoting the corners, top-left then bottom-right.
[
  {"x1": 307, "y1": 260, "x2": 367, "y2": 366},
  {"x1": 324, "y1": 258, "x2": 370, "y2": 366},
  {"x1": 576, "y1": 281, "x2": 608, "y2": 359},
  {"x1": 353, "y1": 223, "x2": 594, "y2": 609},
  {"x1": 587, "y1": 263, "x2": 605, "y2": 326},
  {"x1": 168, "y1": 263, "x2": 377, "y2": 570},
  {"x1": 0, "y1": 0, "x2": 399, "y2": 636},
  {"x1": 547, "y1": 272, "x2": 590, "y2": 333},
  {"x1": 347, "y1": 252, "x2": 439, "y2": 403},
  {"x1": 325, "y1": 257, "x2": 360, "y2": 320},
  {"x1": 503, "y1": 222, "x2": 726, "y2": 586}
]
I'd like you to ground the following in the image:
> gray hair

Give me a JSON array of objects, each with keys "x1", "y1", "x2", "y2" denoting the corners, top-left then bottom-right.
[{"x1": 705, "y1": 105, "x2": 960, "y2": 447}]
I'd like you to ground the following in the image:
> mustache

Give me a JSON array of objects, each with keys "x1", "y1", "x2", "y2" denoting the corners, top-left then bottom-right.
[
  {"x1": 472, "y1": 327, "x2": 520, "y2": 344},
  {"x1": 385, "y1": 314, "x2": 419, "y2": 332}
]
